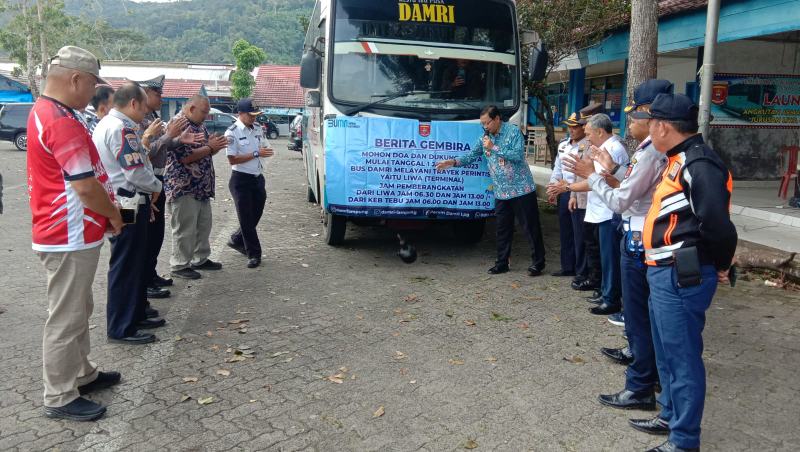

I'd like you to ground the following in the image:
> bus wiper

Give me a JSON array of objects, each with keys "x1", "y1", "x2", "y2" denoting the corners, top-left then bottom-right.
[{"x1": 345, "y1": 90, "x2": 448, "y2": 116}]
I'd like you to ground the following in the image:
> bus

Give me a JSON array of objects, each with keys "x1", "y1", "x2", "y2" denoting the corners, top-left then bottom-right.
[{"x1": 299, "y1": 0, "x2": 545, "y2": 245}]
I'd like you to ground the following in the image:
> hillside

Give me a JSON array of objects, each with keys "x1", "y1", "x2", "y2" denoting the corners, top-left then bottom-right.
[{"x1": 62, "y1": 0, "x2": 314, "y2": 64}]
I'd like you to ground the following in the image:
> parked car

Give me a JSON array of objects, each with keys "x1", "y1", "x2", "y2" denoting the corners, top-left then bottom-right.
[
  {"x1": 204, "y1": 109, "x2": 237, "y2": 135},
  {"x1": 288, "y1": 114, "x2": 303, "y2": 152},
  {"x1": 256, "y1": 114, "x2": 280, "y2": 140},
  {"x1": 0, "y1": 103, "x2": 33, "y2": 151}
]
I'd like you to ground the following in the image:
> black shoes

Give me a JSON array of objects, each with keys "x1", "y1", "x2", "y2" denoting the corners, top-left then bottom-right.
[
  {"x1": 591, "y1": 302, "x2": 621, "y2": 315},
  {"x1": 488, "y1": 263, "x2": 509, "y2": 274},
  {"x1": 630, "y1": 416, "x2": 670, "y2": 435},
  {"x1": 527, "y1": 265, "x2": 545, "y2": 277},
  {"x1": 644, "y1": 441, "x2": 698, "y2": 452},
  {"x1": 145, "y1": 306, "x2": 159, "y2": 319},
  {"x1": 587, "y1": 290, "x2": 603, "y2": 304},
  {"x1": 572, "y1": 279, "x2": 599, "y2": 291},
  {"x1": 227, "y1": 240, "x2": 247, "y2": 256},
  {"x1": 247, "y1": 257, "x2": 261, "y2": 269},
  {"x1": 598, "y1": 389, "x2": 656, "y2": 410},
  {"x1": 551, "y1": 269, "x2": 576, "y2": 277},
  {"x1": 146, "y1": 286, "x2": 170, "y2": 299},
  {"x1": 136, "y1": 318, "x2": 166, "y2": 329},
  {"x1": 44, "y1": 397, "x2": 106, "y2": 421},
  {"x1": 108, "y1": 331, "x2": 156, "y2": 345},
  {"x1": 601, "y1": 346, "x2": 634, "y2": 365},
  {"x1": 192, "y1": 259, "x2": 222, "y2": 271},
  {"x1": 151, "y1": 275, "x2": 173, "y2": 287},
  {"x1": 172, "y1": 268, "x2": 202, "y2": 280},
  {"x1": 78, "y1": 371, "x2": 121, "y2": 395}
]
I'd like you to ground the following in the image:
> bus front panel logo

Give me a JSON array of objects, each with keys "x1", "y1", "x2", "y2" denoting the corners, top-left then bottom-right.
[
  {"x1": 419, "y1": 122, "x2": 431, "y2": 137},
  {"x1": 398, "y1": 2, "x2": 455, "y2": 24}
]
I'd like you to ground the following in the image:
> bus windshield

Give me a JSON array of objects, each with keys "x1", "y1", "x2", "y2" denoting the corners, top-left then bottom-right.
[{"x1": 331, "y1": 0, "x2": 518, "y2": 112}]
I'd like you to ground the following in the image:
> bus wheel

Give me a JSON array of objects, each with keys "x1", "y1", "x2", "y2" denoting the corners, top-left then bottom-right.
[
  {"x1": 324, "y1": 212, "x2": 346, "y2": 246},
  {"x1": 306, "y1": 185, "x2": 316, "y2": 203},
  {"x1": 453, "y1": 219, "x2": 485, "y2": 244}
]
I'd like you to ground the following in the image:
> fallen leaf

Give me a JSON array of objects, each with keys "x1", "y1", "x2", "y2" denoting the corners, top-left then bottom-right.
[
  {"x1": 283, "y1": 357, "x2": 293, "y2": 363},
  {"x1": 445, "y1": 311, "x2": 454, "y2": 318},
  {"x1": 228, "y1": 319, "x2": 250, "y2": 325},
  {"x1": 403, "y1": 294, "x2": 419, "y2": 303},
  {"x1": 327, "y1": 373, "x2": 345, "y2": 384},
  {"x1": 511, "y1": 282, "x2": 520, "y2": 289},
  {"x1": 373, "y1": 406, "x2": 385, "y2": 418},
  {"x1": 182, "y1": 377, "x2": 199, "y2": 383},
  {"x1": 89, "y1": 324, "x2": 97, "y2": 330},
  {"x1": 197, "y1": 396, "x2": 214, "y2": 405},
  {"x1": 517, "y1": 322, "x2": 529, "y2": 330},
  {"x1": 210, "y1": 344, "x2": 220, "y2": 351},
  {"x1": 449, "y1": 358, "x2": 465, "y2": 365},
  {"x1": 485, "y1": 357, "x2": 497, "y2": 363},
  {"x1": 464, "y1": 439, "x2": 478, "y2": 449},
  {"x1": 409, "y1": 380, "x2": 417, "y2": 384},
  {"x1": 226, "y1": 355, "x2": 247, "y2": 363},
  {"x1": 271, "y1": 351, "x2": 290, "y2": 357},
  {"x1": 206, "y1": 331, "x2": 214, "y2": 337},
  {"x1": 563, "y1": 355, "x2": 586, "y2": 364},
  {"x1": 238, "y1": 329, "x2": 248, "y2": 334},
  {"x1": 464, "y1": 319, "x2": 476, "y2": 326},
  {"x1": 174, "y1": 335, "x2": 184, "y2": 341},
  {"x1": 339, "y1": 366, "x2": 349, "y2": 372},
  {"x1": 301, "y1": 263, "x2": 310, "y2": 268},
  {"x1": 356, "y1": 314, "x2": 364, "y2": 320},
  {"x1": 490, "y1": 312, "x2": 514, "y2": 322},
  {"x1": 216, "y1": 369, "x2": 231, "y2": 376},
  {"x1": 394, "y1": 351, "x2": 407, "y2": 360},
  {"x1": 180, "y1": 395, "x2": 191, "y2": 402}
]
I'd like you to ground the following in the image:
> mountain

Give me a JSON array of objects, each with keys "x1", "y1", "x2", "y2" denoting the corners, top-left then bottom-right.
[{"x1": 63, "y1": 0, "x2": 315, "y2": 64}]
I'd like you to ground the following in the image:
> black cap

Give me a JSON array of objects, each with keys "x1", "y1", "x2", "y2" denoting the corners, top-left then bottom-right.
[
  {"x1": 630, "y1": 93, "x2": 698, "y2": 121},
  {"x1": 236, "y1": 98, "x2": 260, "y2": 115},
  {"x1": 624, "y1": 79, "x2": 673, "y2": 113},
  {"x1": 578, "y1": 101, "x2": 602, "y2": 124},
  {"x1": 137, "y1": 75, "x2": 165, "y2": 93}
]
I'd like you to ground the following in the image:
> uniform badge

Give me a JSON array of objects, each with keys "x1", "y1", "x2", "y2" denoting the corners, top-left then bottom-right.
[
  {"x1": 632, "y1": 231, "x2": 642, "y2": 242},
  {"x1": 118, "y1": 131, "x2": 145, "y2": 169},
  {"x1": 624, "y1": 164, "x2": 634, "y2": 179},
  {"x1": 667, "y1": 161, "x2": 682, "y2": 180}
]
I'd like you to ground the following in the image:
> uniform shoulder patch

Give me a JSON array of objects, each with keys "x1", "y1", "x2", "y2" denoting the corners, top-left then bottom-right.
[
  {"x1": 117, "y1": 128, "x2": 145, "y2": 170},
  {"x1": 227, "y1": 124, "x2": 237, "y2": 131}
]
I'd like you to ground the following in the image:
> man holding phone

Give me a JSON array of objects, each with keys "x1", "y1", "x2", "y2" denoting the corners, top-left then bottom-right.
[
  {"x1": 633, "y1": 93, "x2": 738, "y2": 452},
  {"x1": 224, "y1": 98, "x2": 274, "y2": 269},
  {"x1": 94, "y1": 82, "x2": 165, "y2": 345}
]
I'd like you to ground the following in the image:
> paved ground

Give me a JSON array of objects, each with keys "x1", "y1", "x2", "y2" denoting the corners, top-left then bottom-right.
[{"x1": 1, "y1": 139, "x2": 799, "y2": 451}]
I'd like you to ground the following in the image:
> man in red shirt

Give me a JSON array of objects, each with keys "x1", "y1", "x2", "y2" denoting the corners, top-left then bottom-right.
[{"x1": 27, "y1": 46, "x2": 124, "y2": 421}]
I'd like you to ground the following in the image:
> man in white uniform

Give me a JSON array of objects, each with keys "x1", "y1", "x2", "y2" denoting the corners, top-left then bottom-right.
[{"x1": 224, "y1": 98, "x2": 274, "y2": 268}]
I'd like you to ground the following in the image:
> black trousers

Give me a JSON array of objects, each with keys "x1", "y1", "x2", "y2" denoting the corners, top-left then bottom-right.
[
  {"x1": 583, "y1": 221, "x2": 602, "y2": 286},
  {"x1": 145, "y1": 175, "x2": 166, "y2": 284},
  {"x1": 107, "y1": 201, "x2": 150, "y2": 339},
  {"x1": 494, "y1": 191, "x2": 546, "y2": 268},
  {"x1": 556, "y1": 192, "x2": 576, "y2": 273},
  {"x1": 229, "y1": 171, "x2": 267, "y2": 259}
]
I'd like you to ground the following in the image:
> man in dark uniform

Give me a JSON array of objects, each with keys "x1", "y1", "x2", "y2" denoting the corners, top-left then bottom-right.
[
  {"x1": 137, "y1": 75, "x2": 172, "y2": 299},
  {"x1": 634, "y1": 93, "x2": 737, "y2": 452}
]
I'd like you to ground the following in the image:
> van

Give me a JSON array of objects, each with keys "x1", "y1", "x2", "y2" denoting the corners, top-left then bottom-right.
[{"x1": 0, "y1": 103, "x2": 34, "y2": 151}]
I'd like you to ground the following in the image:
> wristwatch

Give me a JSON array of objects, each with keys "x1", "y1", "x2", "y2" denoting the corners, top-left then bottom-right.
[
  {"x1": 610, "y1": 163, "x2": 621, "y2": 174},
  {"x1": 565, "y1": 183, "x2": 571, "y2": 192},
  {"x1": 252, "y1": 151, "x2": 259, "y2": 158}
]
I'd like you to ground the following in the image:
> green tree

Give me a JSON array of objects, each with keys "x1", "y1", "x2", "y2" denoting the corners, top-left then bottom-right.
[
  {"x1": 230, "y1": 39, "x2": 266, "y2": 100},
  {"x1": 517, "y1": 0, "x2": 631, "y2": 161}
]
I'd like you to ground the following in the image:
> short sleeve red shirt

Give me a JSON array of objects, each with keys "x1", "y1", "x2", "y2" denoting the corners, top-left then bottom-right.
[{"x1": 27, "y1": 96, "x2": 114, "y2": 252}]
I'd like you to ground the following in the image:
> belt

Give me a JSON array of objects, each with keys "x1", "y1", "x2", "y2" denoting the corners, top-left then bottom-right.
[{"x1": 154, "y1": 168, "x2": 166, "y2": 176}]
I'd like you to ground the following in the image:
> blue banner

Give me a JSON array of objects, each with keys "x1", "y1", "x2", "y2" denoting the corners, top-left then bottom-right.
[{"x1": 324, "y1": 116, "x2": 495, "y2": 219}]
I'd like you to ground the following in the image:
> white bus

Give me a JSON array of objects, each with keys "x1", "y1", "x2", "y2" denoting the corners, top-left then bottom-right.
[{"x1": 299, "y1": 0, "x2": 545, "y2": 245}]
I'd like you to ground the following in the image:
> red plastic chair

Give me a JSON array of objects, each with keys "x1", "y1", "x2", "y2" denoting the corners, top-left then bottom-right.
[{"x1": 778, "y1": 145, "x2": 799, "y2": 199}]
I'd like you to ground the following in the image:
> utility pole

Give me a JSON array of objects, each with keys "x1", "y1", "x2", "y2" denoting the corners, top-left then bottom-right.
[{"x1": 698, "y1": 0, "x2": 721, "y2": 138}]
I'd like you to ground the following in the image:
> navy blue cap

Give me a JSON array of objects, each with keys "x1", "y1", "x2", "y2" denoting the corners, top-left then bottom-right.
[
  {"x1": 236, "y1": 98, "x2": 260, "y2": 115},
  {"x1": 630, "y1": 93, "x2": 698, "y2": 121},
  {"x1": 624, "y1": 79, "x2": 674, "y2": 113}
]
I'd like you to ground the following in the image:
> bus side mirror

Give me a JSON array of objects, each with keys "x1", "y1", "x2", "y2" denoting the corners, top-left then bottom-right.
[
  {"x1": 306, "y1": 90, "x2": 321, "y2": 108},
  {"x1": 300, "y1": 51, "x2": 321, "y2": 89},
  {"x1": 528, "y1": 42, "x2": 548, "y2": 83}
]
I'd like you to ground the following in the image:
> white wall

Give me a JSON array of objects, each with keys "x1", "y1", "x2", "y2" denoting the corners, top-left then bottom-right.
[
  {"x1": 716, "y1": 39, "x2": 800, "y2": 74},
  {"x1": 657, "y1": 55, "x2": 696, "y2": 94}
]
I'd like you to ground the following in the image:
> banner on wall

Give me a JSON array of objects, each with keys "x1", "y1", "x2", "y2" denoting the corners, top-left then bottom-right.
[
  {"x1": 711, "y1": 73, "x2": 800, "y2": 128},
  {"x1": 324, "y1": 116, "x2": 496, "y2": 219}
]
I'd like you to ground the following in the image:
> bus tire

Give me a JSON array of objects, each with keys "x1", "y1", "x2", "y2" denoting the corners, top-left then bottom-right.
[
  {"x1": 453, "y1": 219, "x2": 485, "y2": 244},
  {"x1": 324, "y1": 212, "x2": 346, "y2": 246},
  {"x1": 307, "y1": 185, "x2": 316, "y2": 203}
]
